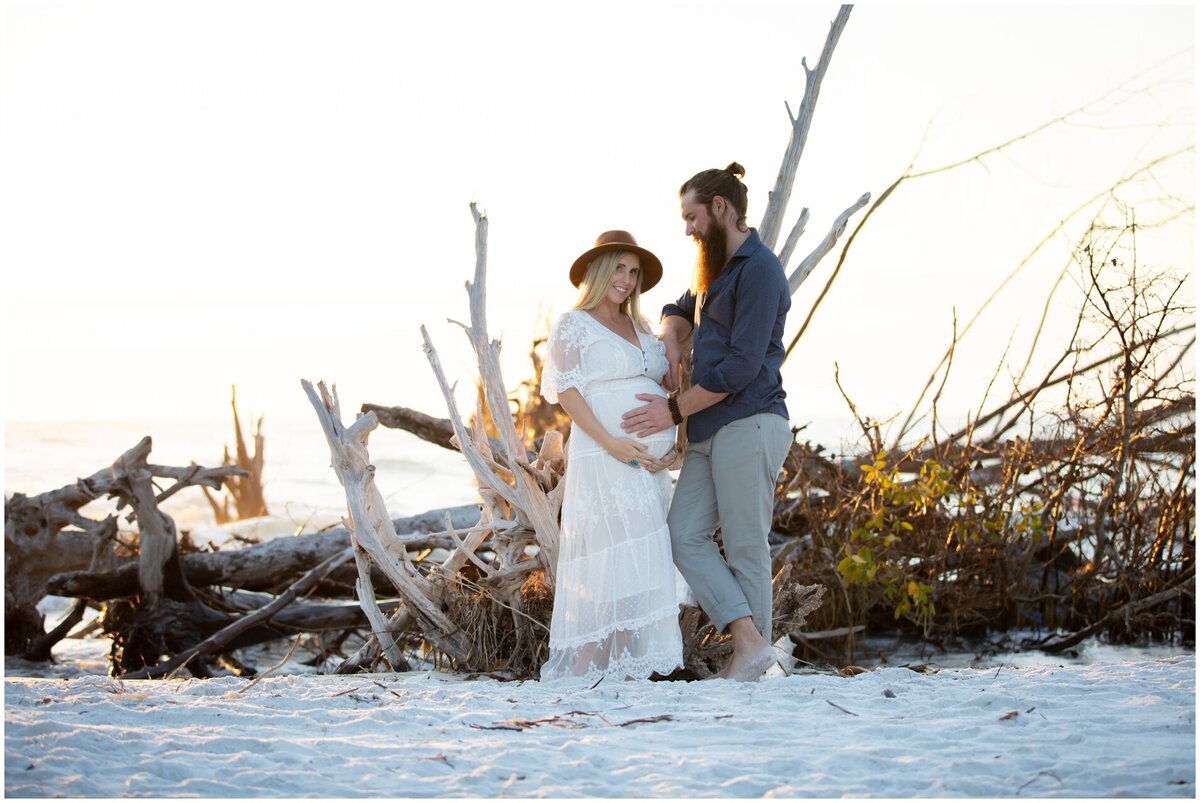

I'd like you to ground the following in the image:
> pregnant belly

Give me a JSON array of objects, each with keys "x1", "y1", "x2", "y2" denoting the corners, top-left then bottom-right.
[{"x1": 585, "y1": 377, "x2": 675, "y2": 455}]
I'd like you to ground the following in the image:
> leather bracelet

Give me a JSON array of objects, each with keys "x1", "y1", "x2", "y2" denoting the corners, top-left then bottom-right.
[{"x1": 667, "y1": 393, "x2": 684, "y2": 425}]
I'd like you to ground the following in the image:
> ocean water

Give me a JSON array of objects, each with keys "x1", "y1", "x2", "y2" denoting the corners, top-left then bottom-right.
[
  {"x1": 5, "y1": 410, "x2": 860, "y2": 533},
  {"x1": 4, "y1": 417, "x2": 481, "y2": 531}
]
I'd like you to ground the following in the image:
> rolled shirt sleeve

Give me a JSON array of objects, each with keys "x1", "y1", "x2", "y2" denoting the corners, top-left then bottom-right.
[{"x1": 661, "y1": 290, "x2": 697, "y2": 326}]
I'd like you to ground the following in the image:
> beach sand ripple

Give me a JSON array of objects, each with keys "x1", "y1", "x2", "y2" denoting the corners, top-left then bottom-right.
[{"x1": 5, "y1": 656, "x2": 1194, "y2": 798}]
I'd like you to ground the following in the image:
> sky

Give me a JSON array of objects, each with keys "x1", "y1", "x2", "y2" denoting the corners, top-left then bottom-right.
[{"x1": 1, "y1": 1, "x2": 1194, "y2": 450}]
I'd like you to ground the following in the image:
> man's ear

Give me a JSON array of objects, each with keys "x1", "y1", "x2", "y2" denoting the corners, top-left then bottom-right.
[{"x1": 712, "y1": 196, "x2": 726, "y2": 218}]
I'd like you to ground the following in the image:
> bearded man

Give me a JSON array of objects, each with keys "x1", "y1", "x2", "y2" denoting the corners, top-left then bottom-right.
[{"x1": 622, "y1": 162, "x2": 792, "y2": 682}]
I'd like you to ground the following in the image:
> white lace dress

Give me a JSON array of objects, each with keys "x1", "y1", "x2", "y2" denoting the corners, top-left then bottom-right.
[{"x1": 539, "y1": 309, "x2": 685, "y2": 683}]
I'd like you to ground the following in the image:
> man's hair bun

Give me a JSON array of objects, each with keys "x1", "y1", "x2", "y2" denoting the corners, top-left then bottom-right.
[{"x1": 680, "y1": 162, "x2": 751, "y2": 230}]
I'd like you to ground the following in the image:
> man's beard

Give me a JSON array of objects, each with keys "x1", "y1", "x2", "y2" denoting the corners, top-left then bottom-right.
[{"x1": 691, "y1": 221, "x2": 727, "y2": 296}]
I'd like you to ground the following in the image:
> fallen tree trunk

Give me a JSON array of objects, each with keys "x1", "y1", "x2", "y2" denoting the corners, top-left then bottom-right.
[
  {"x1": 45, "y1": 504, "x2": 480, "y2": 600},
  {"x1": 207, "y1": 588, "x2": 394, "y2": 630},
  {"x1": 4, "y1": 436, "x2": 244, "y2": 658},
  {"x1": 1035, "y1": 565, "x2": 1195, "y2": 654},
  {"x1": 22, "y1": 600, "x2": 90, "y2": 663},
  {"x1": 305, "y1": 380, "x2": 477, "y2": 667},
  {"x1": 120, "y1": 546, "x2": 355, "y2": 679},
  {"x1": 361, "y1": 403, "x2": 456, "y2": 450}
]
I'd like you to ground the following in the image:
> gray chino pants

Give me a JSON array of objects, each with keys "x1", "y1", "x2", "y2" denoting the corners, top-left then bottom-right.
[{"x1": 668, "y1": 412, "x2": 792, "y2": 641}]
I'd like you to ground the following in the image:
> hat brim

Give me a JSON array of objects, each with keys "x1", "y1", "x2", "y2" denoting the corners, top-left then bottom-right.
[{"x1": 569, "y1": 243, "x2": 663, "y2": 292}]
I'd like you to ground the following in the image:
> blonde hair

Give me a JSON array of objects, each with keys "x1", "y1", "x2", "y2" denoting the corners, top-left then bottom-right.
[{"x1": 573, "y1": 251, "x2": 652, "y2": 333}]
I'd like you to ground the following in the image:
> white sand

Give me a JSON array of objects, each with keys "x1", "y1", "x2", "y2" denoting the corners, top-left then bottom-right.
[{"x1": 5, "y1": 654, "x2": 1193, "y2": 798}]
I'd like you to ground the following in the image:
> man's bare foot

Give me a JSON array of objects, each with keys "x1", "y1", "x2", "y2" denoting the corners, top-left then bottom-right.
[
  {"x1": 707, "y1": 663, "x2": 732, "y2": 680},
  {"x1": 718, "y1": 616, "x2": 772, "y2": 681},
  {"x1": 727, "y1": 646, "x2": 777, "y2": 682}
]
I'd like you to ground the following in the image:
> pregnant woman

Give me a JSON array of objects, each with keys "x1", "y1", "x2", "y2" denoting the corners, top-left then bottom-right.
[{"x1": 539, "y1": 230, "x2": 684, "y2": 683}]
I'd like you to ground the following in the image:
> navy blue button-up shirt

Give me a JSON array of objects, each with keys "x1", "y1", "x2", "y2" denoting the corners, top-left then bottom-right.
[{"x1": 662, "y1": 229, "x2": 790, "y2": 443}]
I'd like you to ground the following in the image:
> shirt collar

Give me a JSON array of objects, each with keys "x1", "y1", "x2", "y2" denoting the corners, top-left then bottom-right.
[
  {"x1": 729, "y1": 228, "x2": 764, "y2": 264},
  {"x1": 703, "y1": 228, "x2": 766, "y2": 299}
]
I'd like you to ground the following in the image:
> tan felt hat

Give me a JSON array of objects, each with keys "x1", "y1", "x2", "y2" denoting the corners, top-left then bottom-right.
[{"x1": 569, "y1": 230, "x2": 663, "y2": 291}]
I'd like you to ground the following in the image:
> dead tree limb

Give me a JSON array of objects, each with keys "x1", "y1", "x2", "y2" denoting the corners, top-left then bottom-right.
[
  {"x1": 1036, "y1": 564, "x2": 1194, "y2": 654},
  {"x1": 787, "y1": 192, "x2": 871, "y2": 295},
  {"x1": 45, "y1": 504, "x2": 481, "y2": 600},
  {"x1": 201, "y1": 385, "x2": 269, "y2": 522},
  {"x1": 361, "y1": 403, "x2": 457, "y2": 450},
  {"x1": 303, "y1": 379, "x2": 475, "y2": 666},
  {"x1": 119, "y1": 546, "x2": 355, "y2": 679},
  {"x1": 758, "y1": 4, "x2": 854, "y2": 250},
  {"x1": 346, "y1": 516, "x2": 409, "y2": 670},
  {"x1": 777, "y1": 207, "x2": 810, "y2": 273},
  {"x1": 4, "y1": 436, "x2": 244, "y2": 658},
  {"x1": 944, "y1": 324, "x2": 1195, "y2": 447},
  {"x1": 307, "y1": 206, "x2": 566, "y2": 675},
  {"x1": 23, "y1": 600, "x2": 89, "y2": 663},
  {"x1": 890, "y1": 148, "x2": 1193, "y2": 447}
]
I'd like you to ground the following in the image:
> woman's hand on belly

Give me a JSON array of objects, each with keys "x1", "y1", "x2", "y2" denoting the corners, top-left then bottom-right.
[
  {"x1": 601, "y1": 436, "x2": 655, "y2": 469},
  {"x1": 638, "y1": 444, "x2": 679, "y2": 473}
]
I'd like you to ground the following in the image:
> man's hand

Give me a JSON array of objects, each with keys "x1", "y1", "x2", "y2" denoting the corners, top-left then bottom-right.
[{"x1": 621, "y1": 393, "x2": 674, "y2": 438}]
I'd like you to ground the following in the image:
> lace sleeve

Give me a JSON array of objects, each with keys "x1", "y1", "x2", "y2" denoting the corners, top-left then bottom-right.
[{"x1": 541, "y1": 312, "x2": 589, "y2": 404}]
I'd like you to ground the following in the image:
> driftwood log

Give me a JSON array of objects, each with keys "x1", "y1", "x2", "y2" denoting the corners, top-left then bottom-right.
[
  {"x1": 304, "y1": 379, "x2": 483, "y2": 666},
  {"x1": 4, "y1": 423, "x2": 487, "y2": 675},
  {"x1": 2, "y1": 436, "x2": 271, "y2": 674},
  {"x1": 118, "y1": 546, "x2": 356, "y2": 680},
  {"x1": 1033, "y1": 564, "x2": 1196, "y2": 654},
  {"x1": 45, "y1": 504, "x2": 480, "y2": 599},
  {"x1": 4, "y1": 436, "x2": 244, "y2": 660},
  {"x1": 360, "y1": 403, "x2": 455, "y2": 451}
]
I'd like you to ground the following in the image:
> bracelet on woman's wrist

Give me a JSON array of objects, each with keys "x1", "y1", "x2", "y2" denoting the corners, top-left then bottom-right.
[{"x1": 667, "y1": 392, "x2": 684, "y2": 425}]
